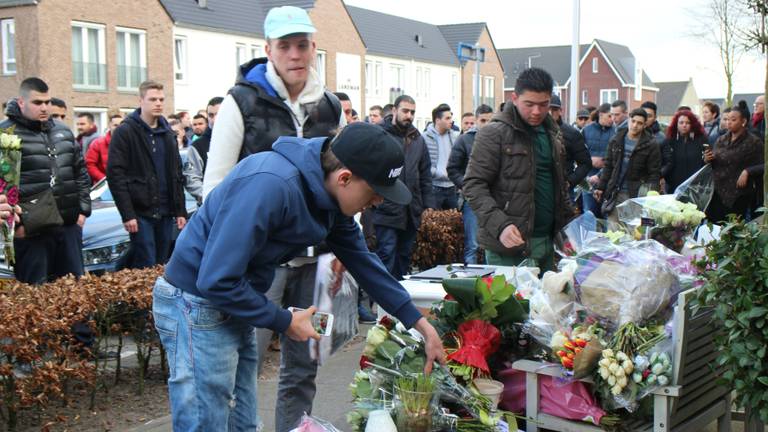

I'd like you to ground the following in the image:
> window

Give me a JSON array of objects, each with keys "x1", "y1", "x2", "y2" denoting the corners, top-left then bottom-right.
[
  {"x1": 390, "y1": 64, "x2": 404, "y2": 90},
  {"x1": 592, "y1": 57, "x2": 598, "y2": 73},
  {"x1": 366, "y1": 61, "x2": 383, "y2": 96},
  {"x1": 116, "y1": 27, "x2": 146, "y2": 91},
  {"x1": 73, "y1": 107, "x2": 107, "y2": 135},
  {"x1": 423, "y1": 68, "x2": 430, "y2": 98},
  {"x1": 600, "y1": 89, "x2": 618, "y2": 104},
  {"x1": 174, "y1": 37, "x2": 187, "y2": 81},
  {"x1": 71, "y1": 22, "x2": 106, "y2": 90},
  {"x1": 235, "y1": 43, "x2": 247, "y2": 69},
  {"x1": 582, "y1": 89, "x2": 588, "y2": 105},
  {"x1": 315, "y1": 50, "x2": 326, "y2": 86},
  {"x1": 365, "y1": 61, "x2": 372, "y2": 95},
  {"x1": 483, "y1": 76, "x2": 495, "y2": 109},
  {"x1": 1, "y1": 19, "x2": 15, "y2": 75},
  {"x1": 415, "y1": 66, "x2": 422, "y2": 97},
  {"x1": 251, "y1": 44, "x2": 263, "y2": 60}
]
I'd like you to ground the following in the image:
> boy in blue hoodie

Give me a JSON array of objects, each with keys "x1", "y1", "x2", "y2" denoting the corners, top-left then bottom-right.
[{"x1": 154, "y1": 122, "x2": 445, "y2": 431}]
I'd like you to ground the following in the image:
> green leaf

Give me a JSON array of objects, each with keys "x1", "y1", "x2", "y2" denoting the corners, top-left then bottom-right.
[
  {"x1": 758, "y1": 377, "x2": 768, "y2": 387},
  {"x1": 495, "y1": 296, "x2": 527, "y2": 325},
  {"x1": 442, "y1": 278, "x2": 478, "y2": 311},
  {"x1": 749, "y1": 307, "x2": 768, "y2": 318}
]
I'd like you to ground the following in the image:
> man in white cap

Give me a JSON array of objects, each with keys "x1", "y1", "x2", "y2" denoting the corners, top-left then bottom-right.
[{"x1": 201, "y1": 6, "x2": 346, "y2": 431}]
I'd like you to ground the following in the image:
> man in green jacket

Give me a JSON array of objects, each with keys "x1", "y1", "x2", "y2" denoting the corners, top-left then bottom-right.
[{"x1": 463, "y1": 68, "x2": 573, "y2": 272}]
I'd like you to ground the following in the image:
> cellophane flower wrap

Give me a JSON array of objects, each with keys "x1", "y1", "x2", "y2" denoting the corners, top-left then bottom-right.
[{"x1": 0, "y1": 128, "x2": 21, "y2": 265}]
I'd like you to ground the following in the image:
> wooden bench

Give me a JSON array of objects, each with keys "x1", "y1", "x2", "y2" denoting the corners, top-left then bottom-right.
[{"x1": 513, "y1": 288, "x2": 732, "y2": 432}]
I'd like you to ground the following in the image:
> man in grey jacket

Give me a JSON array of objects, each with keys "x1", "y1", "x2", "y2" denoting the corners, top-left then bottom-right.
[
  {"x1": 424, "y1": 103, "x2": 459, "y2": 209},
  {"x1": 183, "y1": 96, "x2": 222, "y2": 205}
]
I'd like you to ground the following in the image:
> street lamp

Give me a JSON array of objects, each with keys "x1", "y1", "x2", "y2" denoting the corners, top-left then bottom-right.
[{"x1": 458, "y1": 42, "x2": 486, "y2": 111}]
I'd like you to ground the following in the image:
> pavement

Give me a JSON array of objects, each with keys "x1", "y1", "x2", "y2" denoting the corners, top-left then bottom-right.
[{"x1": 129, "y1": 329, "x2": 367, "y2": 432}]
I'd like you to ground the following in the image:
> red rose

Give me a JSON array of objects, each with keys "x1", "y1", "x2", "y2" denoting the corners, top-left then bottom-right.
[
  {"x1": 377, "y1": 315, "x2": 394, "y2": 330},
  {"x1": 359, "y1": 355, "x2": 372, "y2": 369},
  {"x1": 443, "y1": 294, "x2": 455, "y2": 301},
  {"x1": 6, "y1": 186, "x2": 18, "y2": 206}
]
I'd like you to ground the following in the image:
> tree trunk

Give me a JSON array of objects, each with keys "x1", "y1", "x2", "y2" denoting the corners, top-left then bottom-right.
[{"x1": 764, "y1": 52, "x2": 768, "y2": 216}]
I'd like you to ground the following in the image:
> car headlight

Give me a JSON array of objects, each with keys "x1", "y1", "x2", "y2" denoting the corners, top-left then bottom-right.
[{"x1": 82, "y1": 241, "x2": 130, "y2": 266}]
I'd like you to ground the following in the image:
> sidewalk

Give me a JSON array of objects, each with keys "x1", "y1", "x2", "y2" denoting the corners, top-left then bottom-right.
[{"x1": 130, "y1": 330, "x2": 367, "y2": 432}]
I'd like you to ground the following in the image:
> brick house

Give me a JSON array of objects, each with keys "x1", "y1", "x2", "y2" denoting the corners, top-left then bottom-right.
[
  {"x1": 161, "y1": 0, "x2": 366, "y2": 114},
  {"x1": 499, "y1": 39, "x2": 658, "y2": 121},
  {"x1": 0, "y1": 0, "x2": 175, "y2": 131},
  {"x1": 438, "y1": 23, "x2": 505, "y2": 115}
]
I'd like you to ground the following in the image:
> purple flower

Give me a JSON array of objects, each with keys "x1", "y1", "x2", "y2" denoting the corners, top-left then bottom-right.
[{"x1": 6, "y1": 186, "x2": 19, "y2": 206}]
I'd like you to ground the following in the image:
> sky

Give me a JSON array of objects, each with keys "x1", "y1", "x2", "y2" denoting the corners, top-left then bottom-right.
[{"x1": 344, "y1": 0, "x2": 765, "y2": 99}]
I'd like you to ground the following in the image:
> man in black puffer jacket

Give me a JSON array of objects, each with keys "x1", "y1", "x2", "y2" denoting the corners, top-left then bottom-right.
[
  {"x1": 107, "y1": 80, "x2": 187, "y2": 269},
  {"x1": 373, "y1": 94, "x2": 433, "y2": 280},
  {"x1": 0, "y1": 77, "x2": 91, "y2": 284}
]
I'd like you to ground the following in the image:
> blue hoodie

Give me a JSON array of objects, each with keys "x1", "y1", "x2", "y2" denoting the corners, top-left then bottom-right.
[{"x1": 163, "y1": 136, "x2": 422, "y2": 332}]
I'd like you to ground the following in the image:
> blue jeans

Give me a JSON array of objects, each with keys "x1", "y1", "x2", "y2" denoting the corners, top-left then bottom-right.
[
  {"x1": 433, "y1": 185, "x2": 458, "y2": 210},
  {"x1": 153, "y1": 276, "x2": 261, "y2": 432},
  {"x1": 375, "y1": 224, "x2": 417, "y2": 280},
  {"x1": 129, "y1": 216, "x2": 174, "y2": 269},
  {"x1": 461, "y1": 202, "x2": 479, "y2": 264}
]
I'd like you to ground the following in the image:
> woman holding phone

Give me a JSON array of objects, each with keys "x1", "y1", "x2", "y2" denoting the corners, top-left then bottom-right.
[{"x1": 704, "y1": 101, "x2": 764, "y2": 223}]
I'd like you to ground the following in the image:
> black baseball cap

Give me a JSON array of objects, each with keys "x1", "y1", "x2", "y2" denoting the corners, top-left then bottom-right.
[
  {"x1": 577, "y1": 109, "x2": 590, "y2": 119},
  {"x1": 330, "y1": 122, "x2": 412, "y2": 205}
]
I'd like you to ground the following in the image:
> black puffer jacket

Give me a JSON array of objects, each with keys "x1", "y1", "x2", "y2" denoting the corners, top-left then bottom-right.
[
  {"x1": 557, "y1": 119, "x2": 592, "y2": 186},
  {"x1": 0, "y1": 100, "x2": 91, "y2": 226},
  {"x1": 372, "y1": 116, "x2": 433, "y2": 231},
  {"x1": 107, "y1": 110, "x2": 187, "y2": 222},
  {"x1": 447, "y1": 129, "x2": 476, "y2": 189},
  {"x1": 229, "y1": 58, "x2": 341, "y2": 159}
]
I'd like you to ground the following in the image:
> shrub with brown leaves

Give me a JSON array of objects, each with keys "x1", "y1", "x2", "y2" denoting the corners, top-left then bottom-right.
[
  {"x1": 411, "y1": 209, "x2": 464, "y2": 270},
  {"x1": 0, "y1": 266, "x2": 163, "y2": 430}
]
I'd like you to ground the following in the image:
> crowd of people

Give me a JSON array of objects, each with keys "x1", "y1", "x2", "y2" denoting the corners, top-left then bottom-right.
[{"x1": 0, "y1": 3, "x2": 764, "y2": 431}]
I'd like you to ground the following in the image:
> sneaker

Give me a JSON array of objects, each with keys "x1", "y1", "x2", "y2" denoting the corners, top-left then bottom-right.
[{"x1": 358, "y1": 303, "x2": 377, "y2": 324}]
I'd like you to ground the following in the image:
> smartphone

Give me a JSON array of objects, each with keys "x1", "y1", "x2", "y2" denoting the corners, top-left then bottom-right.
[{"x1": 287, "y1": 307, "x2": 334, "y2": 337}]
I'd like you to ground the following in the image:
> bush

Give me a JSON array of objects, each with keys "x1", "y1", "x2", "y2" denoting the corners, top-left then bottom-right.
[
  {"x1": 0, "y1": 267, "x2": 164, "y2": 431},
  {"x1": 412, "y1": 209, "x2": 464, "y2": 270}
]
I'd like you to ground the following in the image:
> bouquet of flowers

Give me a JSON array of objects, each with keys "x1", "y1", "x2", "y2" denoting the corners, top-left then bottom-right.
[
  {"x1": 0, "y1": 128, "x2": 22, "y2": 265},
  {"x1": 617, "y1": 192, "x2": 705, "y2": 252}
]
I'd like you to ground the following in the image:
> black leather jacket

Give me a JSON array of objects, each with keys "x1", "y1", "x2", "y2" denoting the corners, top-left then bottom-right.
[{"x1": 0, "y1": 100, "x2": 91, "y2": 226}]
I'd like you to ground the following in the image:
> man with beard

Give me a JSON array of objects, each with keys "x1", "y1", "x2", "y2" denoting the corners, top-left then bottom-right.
[{"x1": 373, "y1": 94, "x2": 433, "y2": 280}]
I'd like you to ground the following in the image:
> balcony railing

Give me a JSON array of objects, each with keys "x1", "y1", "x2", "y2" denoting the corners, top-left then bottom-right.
[
  {"x1": 72, "y1": 61, "x2": 107, "y2": 90},
  {"x1": 117, "y1": 65, "x2": 147, "y2": 91}
]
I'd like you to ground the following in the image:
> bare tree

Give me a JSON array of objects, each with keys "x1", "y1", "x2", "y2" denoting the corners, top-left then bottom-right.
[
  {"x1": 741, "y1": 0, "x2": 768, "y2": 213},
  {"x1": 689, "y1": 0, "x2": 747, "y2": 107}
]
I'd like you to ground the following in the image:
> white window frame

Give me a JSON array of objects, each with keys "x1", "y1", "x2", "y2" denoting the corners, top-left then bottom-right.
[
  {"x1": 250, "y1": 44, "x2": 263, "y2": 60},
  {"x1": 1, "y1": 19, "x2": 15, "y2": 75},
  {"x1": 73, "y1": 107, "x2": 107, "y2": 135},
  {"x1": 415, "y1": 66, "x2": 422, "y2": 97},
  {"x1": 600, "y1": 89, "x2": 618, "y2": 104},
  {"x1": 115, "y1": 26, "x2": 146, "y2": 92},
  {"x1": 423, "y1": 68, "x2": 430, "y2": 99},
  {"x1": 390, "y1": 64, "x2": 404, "y2": 91},
  {"x1": 365, "y1": 61, "x2": 372, "y2": 96},
  {"x1": 373, "y1": 61, "x2": 382, "y2": 96},
  {"x1": 315, "y1": 50, "x2": 326, "y2": 86},
  {"x1": 71, "y1": 21, "x2": 107, "y2": 90},
  {"x1": 235, "y1": 43, "x2": 247, "y2": 68},
  {"x1": 581, "y1": 89, "x2": 588, "y2": 105},
  {"x1": 592, "y1": 57, "x2": 598, "y2": 73},
  {"x1": 174, "y1": 36, "x2": 188, "y2": 82},
  {"x1": 483, "y1": 76, "x2": 494, "y2": 98}
]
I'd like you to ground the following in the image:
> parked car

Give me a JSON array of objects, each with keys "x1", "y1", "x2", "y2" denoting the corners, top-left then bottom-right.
[{"x1": 82, "y1": 178, "x2": 198, "y2": 274}]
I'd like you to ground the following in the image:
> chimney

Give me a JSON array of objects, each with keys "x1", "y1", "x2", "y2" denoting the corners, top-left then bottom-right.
[
  {"x1": 415, "y1": 34, "x2": 423, "y2": 47},
  {"x1": 198, "y1": 0, "x2": 208, "y2": 8}
]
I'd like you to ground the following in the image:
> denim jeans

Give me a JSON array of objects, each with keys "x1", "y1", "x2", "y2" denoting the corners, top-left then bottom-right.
[
  {"x1": 129, "y1": 216, "x2": 174, "y2": 269},
  {"x1": 375, "y1": 224, "x2": 418, "y2": 280},
  {"x1": 461, "y1": 202, "x2": 479, "y2": 264},
  {"x1": 14, "y1": 223, "x2": 83, "y2": 284},
  {"x1": 433, "y1": 185, "x2": 459, "y2": 210},
  {"x1": 255, "y1": 264, "x2": 320, "y2": 432},
  {"x1": 153, "y1": 276, "x2": 262, "y2": 432}
]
